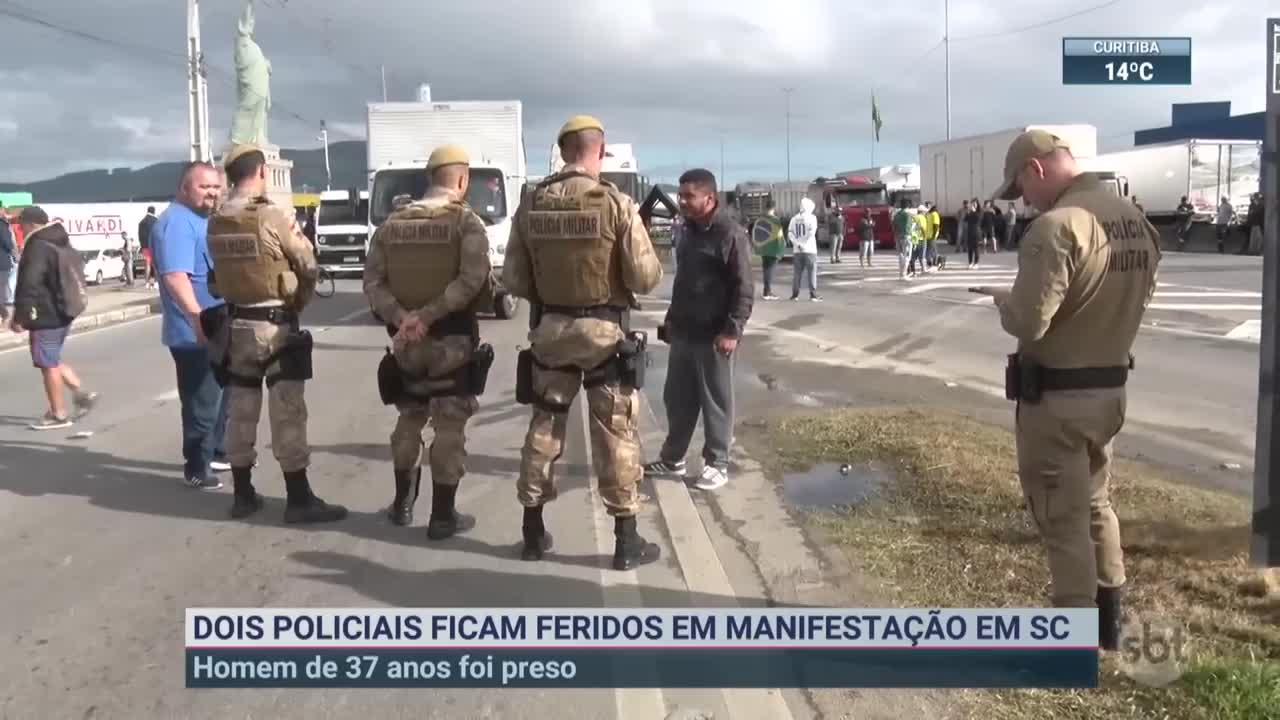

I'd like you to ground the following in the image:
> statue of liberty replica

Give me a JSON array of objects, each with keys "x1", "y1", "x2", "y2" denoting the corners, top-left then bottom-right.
[{"x1": 224, "y1": 0, "x2": 292, "y2": 204}]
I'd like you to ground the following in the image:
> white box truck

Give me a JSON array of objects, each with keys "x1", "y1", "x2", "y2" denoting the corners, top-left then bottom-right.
[
  {"x1": 919, "y1": 124, "x2": 1125, "y2": 239},
  {"x1": 548, "y1": 142, "x2": 646, "y2": 202},
  {"x1": 314, "y1": 188, "x2": 370, "y2": 276},
  {"x1": 1091, "y1": 139, "x2": 1261, "y2": 223},
  {"x1": 366, "y1": 100, "x2": 526, "y2": 318}
]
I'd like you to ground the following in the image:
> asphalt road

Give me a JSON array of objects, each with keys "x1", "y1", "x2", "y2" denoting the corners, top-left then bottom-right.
[
  {"x1": 727, "y1": 249, "x2": 1262, "y2": 490},
  {"x1": 0, "y1": 250, "x2": 1263, "y2": 718}
]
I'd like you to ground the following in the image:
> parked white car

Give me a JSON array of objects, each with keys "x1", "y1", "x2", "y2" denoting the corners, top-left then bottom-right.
[{"x1": 80, "y1": 248, "x2": 126, "y2": 285}]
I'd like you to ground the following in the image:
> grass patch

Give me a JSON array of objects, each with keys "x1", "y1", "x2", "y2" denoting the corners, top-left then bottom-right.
[
  {"x1": 1182, "y1": 657, "x2": 1280, "y2": 720},
  {"x1": 748, "y1": 407, "x2": 1280, "y2": 720}
]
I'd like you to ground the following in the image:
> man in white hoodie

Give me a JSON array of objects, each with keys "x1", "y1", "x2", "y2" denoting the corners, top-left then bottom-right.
[{"x1": 787, "y1": 197, "x2": 821, "y2": 302}]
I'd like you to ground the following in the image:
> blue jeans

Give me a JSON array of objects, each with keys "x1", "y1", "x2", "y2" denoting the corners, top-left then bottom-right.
[{"x1": 170, "y1": 346, "x2": 226, "y2": 480}]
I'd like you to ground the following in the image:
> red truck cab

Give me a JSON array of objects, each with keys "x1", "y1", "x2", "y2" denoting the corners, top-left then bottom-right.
[{"x1": 814, "y1": 176, "x2": 895, "y2": 250}]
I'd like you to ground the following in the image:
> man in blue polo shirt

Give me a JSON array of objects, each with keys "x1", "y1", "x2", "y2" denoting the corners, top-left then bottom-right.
[{"x1": 153, "y1": 161, "x2": 229, "y2": 489}]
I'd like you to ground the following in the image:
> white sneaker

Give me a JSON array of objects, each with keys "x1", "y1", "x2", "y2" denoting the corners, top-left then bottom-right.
[{"x1": 694, "y1": 465, "x2": 728, "y2": 491}]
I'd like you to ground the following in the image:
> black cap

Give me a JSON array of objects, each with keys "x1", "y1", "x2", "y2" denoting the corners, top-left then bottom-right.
[{"x1": 18, "y1": 205, "x2": 49, "y2": 225}]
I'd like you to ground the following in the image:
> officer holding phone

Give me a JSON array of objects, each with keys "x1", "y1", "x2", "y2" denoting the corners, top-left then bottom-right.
[{"x1": 978, "y1": 130, "x2": 1160, "y2": 651}]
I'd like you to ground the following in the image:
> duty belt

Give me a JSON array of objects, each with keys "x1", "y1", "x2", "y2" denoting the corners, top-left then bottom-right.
[
  {"x1": 229, "y1": 305, "x2": 297, "y2": 325},
  {"x1": 542, "y1": 305, "x2": 626, "y2": 323},
  {"x1": 383, "y1": 311, "x2": 477, "y2": 340},
  {"x1": 1038, "y1": 365, "x2": 1129, "y2": 391}
]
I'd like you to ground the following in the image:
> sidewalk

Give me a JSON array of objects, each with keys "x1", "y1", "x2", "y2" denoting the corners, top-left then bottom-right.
[{"x1": 0, "y1": 283, "x2": 161, "y2": 351}]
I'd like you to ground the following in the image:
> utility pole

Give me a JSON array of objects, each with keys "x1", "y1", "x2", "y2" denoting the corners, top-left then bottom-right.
[
  {"x1": 381, "y1": 65, "x2": 388, "y2": 102},
  {"x1": 1253, "y1": 16, "x2": 1280, "y2": 567},
  {"x1": 319, "y1": 121, "x2": 332, "y2": 190},
  {"x1": 944, "y1": 0, "x2": 951, "y2": 140},
  {"x1": 186, "y1": 0, "x2": 211, "y2": 162},
  {"x1": 720, "y1": 135, "x2": 725, "y2": 184},
  {"x1": 783, "y1": 88, "x2": 794, "y2": 182}
]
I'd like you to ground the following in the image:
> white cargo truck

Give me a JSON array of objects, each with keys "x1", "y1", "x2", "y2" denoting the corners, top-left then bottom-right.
[
  {"x1": 366, "y1": 99, "x2": 526, "y2": 318},
  {"x1": 1091, "y1": 139, "x2": 1262, "y2": 223},
  {"x1": 314, "y1": 188, "x2": 370, "y2": 276},
  {"x1": 919, "y1": 124, "x2": 1125, "y2": 237}
]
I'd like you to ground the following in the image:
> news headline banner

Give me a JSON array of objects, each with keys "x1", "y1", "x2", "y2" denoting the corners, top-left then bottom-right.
[{"x1": 186, "y1": 609, "x2": 1099, "y2": 689}]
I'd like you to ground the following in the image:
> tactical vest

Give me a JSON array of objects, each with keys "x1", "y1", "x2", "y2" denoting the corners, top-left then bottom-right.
[
  {"x1": 383, "y1": 201, "x2": 465, "y2": 310},
  {"x1": 521, "y1": 172, "x2": 620, "y2": 307},
  {"x1": 207, "y1": 199, "x2": 295, "y2": 305}
]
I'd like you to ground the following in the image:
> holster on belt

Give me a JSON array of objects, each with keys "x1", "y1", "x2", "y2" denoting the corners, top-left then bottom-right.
[
  {"x1": 199, "y1": 305, "x2": 231, "y2": 387},
  {"x1": 1006, "y1": 353, "x2": 1133, "y2": 405}
]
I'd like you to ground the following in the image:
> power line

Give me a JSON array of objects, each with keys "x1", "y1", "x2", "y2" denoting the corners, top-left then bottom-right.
[
  {"x1": 952, "y1": 0, "x2": 1126, "y2": 42},
  {"x1": 271, "y1": 1, "x2": 384, "y2": 86},
  {"x1": 0, "y1": 1, "x2": 183, "y2": 60},
  {"x1": 0, "y1": 0, "x2": 360, "y2": 142}
]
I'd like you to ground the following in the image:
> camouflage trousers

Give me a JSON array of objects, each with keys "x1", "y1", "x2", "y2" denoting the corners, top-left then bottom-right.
[
  {"x1": 224, "y1": 318, "x2": 309, "y2": 472},
  {"x1": 390, "y1": 335, "x2": 478, "y2": 485},
  {"x1": 517, "y1": 315, "x2": 641, "y2": 518}
]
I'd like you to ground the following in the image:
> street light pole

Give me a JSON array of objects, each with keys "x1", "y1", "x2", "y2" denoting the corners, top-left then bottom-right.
[
  {"x1": 720, "y1": 135, "x2": 725, "y2": 184},
  {"x1": 186, "y1": 0, "x2": 210, "y2": 162},
  {"x1": 944, "y1": 0, "x2": 951, "y2": 140},
  {"x1": 320, "y1": 121, "x2": 332, "y2": 191},
  {"x1": 783, "y1": 88, "x2": 794, "y2": 182}
]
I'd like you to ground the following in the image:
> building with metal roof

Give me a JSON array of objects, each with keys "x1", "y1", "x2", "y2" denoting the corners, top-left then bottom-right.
[{"x1": 1134, "y1": 102, "x2": 1264, "y2": 146}]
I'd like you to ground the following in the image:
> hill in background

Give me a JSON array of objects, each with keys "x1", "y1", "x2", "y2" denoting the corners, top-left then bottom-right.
[{"x1": 0, "y1": 141, "x2": 370, "y2": 203}]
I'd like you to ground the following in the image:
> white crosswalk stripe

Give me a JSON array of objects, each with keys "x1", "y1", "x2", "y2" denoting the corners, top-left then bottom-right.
[{"x1": 807, "y1": 260, "x2": 1262, "y2": 334}]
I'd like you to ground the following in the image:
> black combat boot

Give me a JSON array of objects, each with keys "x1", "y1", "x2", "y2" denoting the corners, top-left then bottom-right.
[
  {"x1": 229, "y1": 466, "x2": 264, "y2": 519},
  {"x1": 612, "y1": 515, "x2": 661, "y2": 571},
  {"x1": 425, "y1": 483, "x2": 475, "y2": 541},
  {"x1": 1097, "y1": 585, "x2": 1124, "y2": 651},
  {"x1": 282, "y1": 469, "x2": 348, "y2": 524},
  {"x1": 387, "y1": 468, "x2": 421, "y2": 526},
  {"x1": 520, "y1": 506, "x2": 554, "y2": 561}
]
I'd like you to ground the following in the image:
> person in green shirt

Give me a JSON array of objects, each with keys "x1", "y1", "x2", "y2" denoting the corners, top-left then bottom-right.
[
  {"x1": 892, "y1": 199, "x2": 917, "y2": 281},
  {"x1": 753, "y1": 200, "x2": 786, "y2": 300}
]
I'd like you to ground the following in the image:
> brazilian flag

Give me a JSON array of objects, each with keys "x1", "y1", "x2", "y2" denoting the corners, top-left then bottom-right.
[{"x1": 872, "y1": 95, "x2": 883, "y2": 142}]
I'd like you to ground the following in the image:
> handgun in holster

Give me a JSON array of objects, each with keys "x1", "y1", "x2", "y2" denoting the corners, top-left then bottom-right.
[
  {"x1": 377, "y1": 348, "x2": 403, "y2": 405},
  {"x1": 1005, "y1": 353, "x2": 1043, "y2": 404},
  {"x1": 616, "y1": 331, "x2": 648, "y2": 390},
  {"x1": 515, "y1": 348, "x2": 536, "y2": 406},
  {"x1": 199, "y1": 305, "x2": 231, "y2": 387},
  {"x1": 267, "y1": 329, "x2": 314, "y2": 387},
  {"x1": 466, "y1": 342, "x2": 496, "y2": 396}
]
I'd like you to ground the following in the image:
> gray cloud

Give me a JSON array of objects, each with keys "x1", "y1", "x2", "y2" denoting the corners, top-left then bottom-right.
[{"x1": 0, "y1": 0, "x2": 1269, "y2": 184}]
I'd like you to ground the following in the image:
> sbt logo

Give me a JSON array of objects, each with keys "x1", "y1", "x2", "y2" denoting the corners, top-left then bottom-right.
[{"x1": 1118, "y1": 619, "x2": 1190, "y2": 687}]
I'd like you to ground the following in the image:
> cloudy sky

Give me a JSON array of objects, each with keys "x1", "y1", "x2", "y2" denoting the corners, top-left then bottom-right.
[{"x1": 0, "y1": 0, "x2": 1268, "y2": 186}]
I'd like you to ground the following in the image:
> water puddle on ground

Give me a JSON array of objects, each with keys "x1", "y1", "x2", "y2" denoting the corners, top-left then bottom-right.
[{"x1": 784, "y1": 461, "x2": 890, "y2": 509}]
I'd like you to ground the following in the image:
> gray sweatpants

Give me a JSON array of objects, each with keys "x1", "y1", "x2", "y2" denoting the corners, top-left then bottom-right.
[{"x1": 660, "y1": 338, "x2": 735, "y2": 470}]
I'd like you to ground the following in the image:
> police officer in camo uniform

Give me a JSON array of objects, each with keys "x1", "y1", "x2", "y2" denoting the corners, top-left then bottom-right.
[
  {"x1": 204, "y1": 143, "x2": 347, "y2": 524},
  {"x1": 503, "y1": 115, "x2": 663, "y2": 570},
  {"x1": 363, "y1": 144, "x2": 496, "y2": 540},
  {"x1": 979, "y1": 130, "x2": 1161, "y2": 650}
]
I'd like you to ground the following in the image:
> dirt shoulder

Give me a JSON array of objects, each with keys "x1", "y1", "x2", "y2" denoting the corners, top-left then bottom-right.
[{"x1": 681, "y1": 329, "x2": 1278, "y2": 719}]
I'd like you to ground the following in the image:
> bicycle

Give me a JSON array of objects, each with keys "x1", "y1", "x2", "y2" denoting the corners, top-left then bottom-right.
[{"x1": 315, "y1": 266, "x2": 336, "y2": 299}]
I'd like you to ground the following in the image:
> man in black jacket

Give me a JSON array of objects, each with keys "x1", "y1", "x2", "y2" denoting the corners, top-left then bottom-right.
[
  {"x1": 10, "y1": 206, "x2": 97, "y2": 430},
  {"x1": 644, "y1": 169, "x2": 753, "y2": 491}
]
